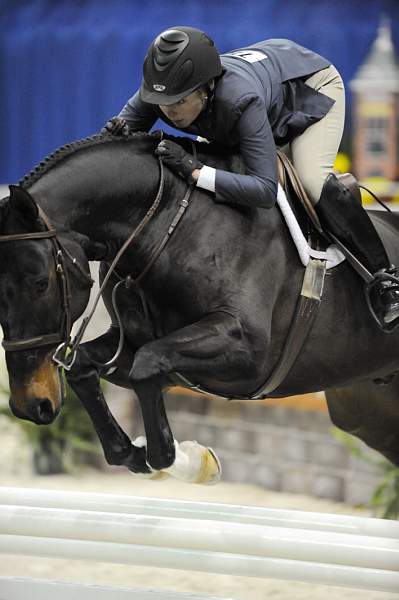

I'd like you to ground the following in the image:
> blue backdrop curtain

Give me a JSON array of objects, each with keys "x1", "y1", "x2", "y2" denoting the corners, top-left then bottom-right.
[{"x1": 1, "y1": 0, "x2": 398, "y2": 183}]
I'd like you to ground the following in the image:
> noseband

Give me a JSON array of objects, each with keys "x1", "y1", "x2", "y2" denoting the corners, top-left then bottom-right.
[{"x1": 0, "y1": 207, "x2": 93, "y2": 354}]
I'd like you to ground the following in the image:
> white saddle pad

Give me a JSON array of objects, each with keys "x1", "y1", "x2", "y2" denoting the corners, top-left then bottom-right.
[{"x1": 277, "y1": 184, "x2": 345, "y2": 270}]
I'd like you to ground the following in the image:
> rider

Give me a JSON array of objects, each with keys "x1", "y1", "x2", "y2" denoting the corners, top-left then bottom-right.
[{"x1": 103, "y1": 26, "x2": 399, "y2": 329}]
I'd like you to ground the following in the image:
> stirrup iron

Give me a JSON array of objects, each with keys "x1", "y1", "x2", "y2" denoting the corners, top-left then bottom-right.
[{"x1": 365, "y1": 268, "x2": 399, "y2": 333}]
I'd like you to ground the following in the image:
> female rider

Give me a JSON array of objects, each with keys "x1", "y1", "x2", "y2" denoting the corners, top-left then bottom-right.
[{"x1": 104, "y1": 26, "x2": 399, "y2": 329}]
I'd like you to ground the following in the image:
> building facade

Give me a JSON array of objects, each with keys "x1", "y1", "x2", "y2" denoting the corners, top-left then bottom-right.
[{"x1": 350, "y1": 18, "x2": 399, "y2": 187}]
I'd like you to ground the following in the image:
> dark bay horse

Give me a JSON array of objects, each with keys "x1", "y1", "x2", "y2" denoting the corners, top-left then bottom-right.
[{"x1": 1, "y1": 132, "x2": 398, "y2": 481}]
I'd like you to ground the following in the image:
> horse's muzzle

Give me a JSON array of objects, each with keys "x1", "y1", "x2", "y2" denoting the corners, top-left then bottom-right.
[
  {"x1": 9, "y1": 396, "x2": 59, "y2": 425},
  {"x1": 8, "y1": 356, "x2": 63, "y2": 425}
]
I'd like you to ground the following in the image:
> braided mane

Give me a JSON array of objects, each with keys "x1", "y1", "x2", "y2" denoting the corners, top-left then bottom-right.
[
  {"x1": 17, "y1": 131, "x2": 238, "y2": 192},
  {"x1": 18, "y1": 132, "x2": 152, "y2": 190}
]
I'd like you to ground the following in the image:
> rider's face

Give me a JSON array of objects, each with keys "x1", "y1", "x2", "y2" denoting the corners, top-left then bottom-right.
[{"x1": 159, "y1": 90, "x2": 207, "y2": 128}]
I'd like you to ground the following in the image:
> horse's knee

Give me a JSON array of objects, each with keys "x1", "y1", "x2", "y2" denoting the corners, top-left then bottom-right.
[{"x1": 129, "y1": 344, "x2": 171, "y2": 382}]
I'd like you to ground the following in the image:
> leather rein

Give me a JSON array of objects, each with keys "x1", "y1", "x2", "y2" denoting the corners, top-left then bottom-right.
[{"x1": 0, "y1": 157, "x2": 194, "y2": 373}]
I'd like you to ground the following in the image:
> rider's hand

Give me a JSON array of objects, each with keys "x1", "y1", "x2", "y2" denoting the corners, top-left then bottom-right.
[
  {"x1": 155, "y1": 140, "x2": 203, "y2": 184},
  {"x1": 101, "y1": 116, "x2": 129, "y2": 137}
]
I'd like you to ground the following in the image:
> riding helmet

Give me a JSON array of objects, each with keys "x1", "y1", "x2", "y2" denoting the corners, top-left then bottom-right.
[{"x1": 140, "y1": 26, "x2": 222, "y2": 105}]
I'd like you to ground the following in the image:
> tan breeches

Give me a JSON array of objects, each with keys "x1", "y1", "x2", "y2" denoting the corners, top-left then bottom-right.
[{"x1": 290, "y1": 65, "x2": 346, "y2": 205}]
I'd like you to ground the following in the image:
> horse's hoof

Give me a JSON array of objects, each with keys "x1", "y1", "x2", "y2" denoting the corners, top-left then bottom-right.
[
  {"x1": 189, "y1": 442, "x2": 222, "y2": 485},
  {"x1": 165, "y1": 440, "x2": 222, "y2": 485},
  {"x1": 191, "y1": 443, "x2": 222, "y2": 485}
]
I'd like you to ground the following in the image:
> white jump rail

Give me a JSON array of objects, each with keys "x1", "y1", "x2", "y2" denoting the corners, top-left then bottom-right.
[
  {"x1": 2, "y1": 486, "x2": 398, "y2": 538},
  {"x1": 0, "y1": 487, "x2": 398, "y2": 594},
  {"x1": 0, "y1": 577, "x2": 236, "y2": 600}
]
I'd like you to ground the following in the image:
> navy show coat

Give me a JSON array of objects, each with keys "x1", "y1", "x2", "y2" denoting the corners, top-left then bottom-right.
[{"x1": 118, "y1": 39, "x2": 334, "y2": 208}]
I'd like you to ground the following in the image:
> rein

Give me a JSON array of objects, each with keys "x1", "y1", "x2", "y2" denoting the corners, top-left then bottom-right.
[{"x1": 53, "y1": 156, "x2": 195, "y2": 371}]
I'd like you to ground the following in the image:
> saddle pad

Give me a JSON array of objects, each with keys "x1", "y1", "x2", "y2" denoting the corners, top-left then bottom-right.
[{"x1": 277, "y1": 184, "x2": 345, "y2": 270}]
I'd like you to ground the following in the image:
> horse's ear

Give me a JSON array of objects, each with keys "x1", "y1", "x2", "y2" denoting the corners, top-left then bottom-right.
[{"x1": 8, "y1": 185, "x2": 38, "y2": 222}]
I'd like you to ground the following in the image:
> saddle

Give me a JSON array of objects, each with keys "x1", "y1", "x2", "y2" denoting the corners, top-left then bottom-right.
[{"x1": 276, "y1": 149, "x2": 361, "y2": 233}]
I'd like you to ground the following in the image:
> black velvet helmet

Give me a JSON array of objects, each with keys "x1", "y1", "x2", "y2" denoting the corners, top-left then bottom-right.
[{"x1": 140, "y1": 26, "x2": 222, "y2": 105}]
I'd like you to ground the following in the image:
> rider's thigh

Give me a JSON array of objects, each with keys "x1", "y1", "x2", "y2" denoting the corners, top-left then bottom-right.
[{"x1": 291, "y1": 65, "x2": 346, "y2": 205}]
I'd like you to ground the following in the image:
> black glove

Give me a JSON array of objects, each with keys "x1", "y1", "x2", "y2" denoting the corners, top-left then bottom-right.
[
  {"x1": 101, "y1": 116, "x2": 129, "y2": 137},
  {"x1": 155, "y1": 140, "x2": 203, "y2": 184}
]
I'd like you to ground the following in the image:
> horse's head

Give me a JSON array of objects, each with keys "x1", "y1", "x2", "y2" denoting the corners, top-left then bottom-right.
[{"x1": 0, "y1": 185, "x2": 92, "y2": 424}]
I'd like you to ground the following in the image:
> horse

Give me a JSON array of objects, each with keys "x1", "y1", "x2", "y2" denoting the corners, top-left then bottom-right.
[{"x1": 1, "y1": 132, "x2": 398, "y2": 483}]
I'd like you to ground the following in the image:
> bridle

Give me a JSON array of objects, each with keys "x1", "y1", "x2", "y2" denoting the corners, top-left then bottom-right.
[
  {"x1": 0, "y1": 155, "x2": 195, "y2": 371},
  {"x1": 0, "y1": 206, "x2": 93, "y2": 355}
]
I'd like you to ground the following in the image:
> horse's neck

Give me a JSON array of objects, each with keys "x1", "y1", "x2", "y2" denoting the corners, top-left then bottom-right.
[
  {"x1": 26, "y1": 142, "x2": 292, "y2": 288},
  {"x1": 28, "y1": 148, "x2": 161, "y2": 236},
  {"x1": 27, "y1": 147, "x2": 189, "y2": 276}
]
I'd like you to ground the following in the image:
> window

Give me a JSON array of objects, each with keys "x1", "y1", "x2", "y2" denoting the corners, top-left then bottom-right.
[
  {"x1": 365, "y1": 117, "x2": 388, "y2": 155},
  {"x1": 368, "y1": 169, "x2": 384, "y2": 177}
]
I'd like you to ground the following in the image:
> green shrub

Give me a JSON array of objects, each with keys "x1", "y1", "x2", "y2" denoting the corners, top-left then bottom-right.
[
  {"x1": 0, "y1": 374, "x2": 101, "y2": 474},
  {"x1": 333, "y1": 428, "x2": 399, "y2": 519}
]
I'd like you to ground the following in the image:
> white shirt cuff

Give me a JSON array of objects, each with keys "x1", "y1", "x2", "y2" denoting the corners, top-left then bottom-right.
[{"x1": 196, "y1": 165, "x2": 216, "y2": 193}]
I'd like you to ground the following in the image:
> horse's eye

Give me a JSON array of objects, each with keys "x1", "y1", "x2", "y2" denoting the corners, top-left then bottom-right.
[{"x1": 35, "y1": 277, "x2": 49, "y2": 295}]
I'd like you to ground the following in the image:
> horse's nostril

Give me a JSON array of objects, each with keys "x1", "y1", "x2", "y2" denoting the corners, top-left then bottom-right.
[{"x1": 37, "y1": 399, "x2": 55, "y2": 424}]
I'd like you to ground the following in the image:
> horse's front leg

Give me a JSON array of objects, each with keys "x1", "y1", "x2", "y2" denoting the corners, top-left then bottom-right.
[
  {"x1": 66, "y1": 327, "x2": 153, "y2": 475},
  {"x1": 130, "y1": 311, "x2": 253, "y2": 483},
  {"x1": 132, "y1": 374, "x2": 175, "y2": 470}
]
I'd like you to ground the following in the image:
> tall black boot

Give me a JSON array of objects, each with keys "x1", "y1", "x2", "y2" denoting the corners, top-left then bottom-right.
[{"x1": 316, "y1": 173, "x2": 399, "y2": 330}]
